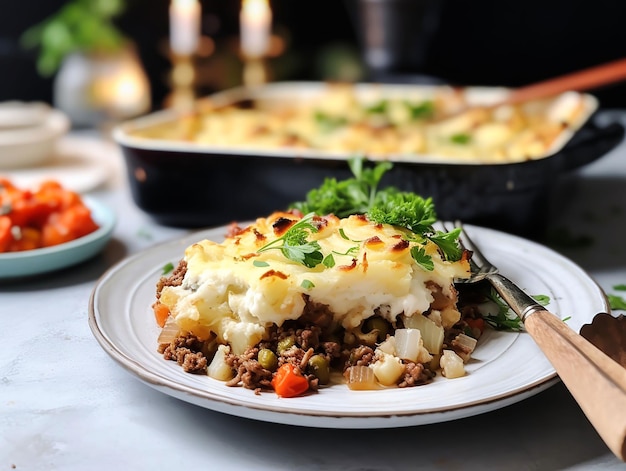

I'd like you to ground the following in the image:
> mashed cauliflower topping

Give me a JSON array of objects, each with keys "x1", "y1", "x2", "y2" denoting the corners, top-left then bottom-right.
[{"x1": 158, "y1": 211, "x2": 470, "y2": 355}]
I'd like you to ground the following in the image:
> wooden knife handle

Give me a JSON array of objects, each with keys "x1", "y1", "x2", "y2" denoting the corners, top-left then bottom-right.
[{"x1": 524, "y1": 309, "x2": 626, "y2": 461}]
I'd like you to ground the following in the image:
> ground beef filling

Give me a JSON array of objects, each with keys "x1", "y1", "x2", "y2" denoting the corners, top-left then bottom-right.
[
  {"x1": 158, "y1": 335, "x2": 208, "y2": 374},
  {"x1": 157, "y1": 293, "x2": 450, "y2": 392},
  {"x1": 154, "y1": 265, "x2": 488, "y2": 393},
  {"x1": 155, "y1": 260, "x2": 187, "y2": 299}
]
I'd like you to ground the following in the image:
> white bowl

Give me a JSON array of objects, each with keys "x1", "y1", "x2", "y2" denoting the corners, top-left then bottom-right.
[
  {"x1": 0, "y1": 101, "x2": 51, "y2": 129},
  {"x1": 0, "y1": 106, "x2": 70, "y2": 169}
]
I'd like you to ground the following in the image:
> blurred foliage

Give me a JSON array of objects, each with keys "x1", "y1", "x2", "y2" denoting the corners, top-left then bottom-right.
[
  {"x1": 20, "y1": 0, "x2": 127, "y2": 77},
  {"x1": 314, "y1": 42, "x2": 364, "y2": 82}
]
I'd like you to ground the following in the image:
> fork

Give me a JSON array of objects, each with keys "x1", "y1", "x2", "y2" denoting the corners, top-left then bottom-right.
[{"x1": 445, "y1": 220, "x2": 626, "y2": 461}]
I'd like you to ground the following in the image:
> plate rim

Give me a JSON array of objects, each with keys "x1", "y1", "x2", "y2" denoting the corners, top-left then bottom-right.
[{"x1": 88, "y1": 222, "x2": 609, "y2": 428}]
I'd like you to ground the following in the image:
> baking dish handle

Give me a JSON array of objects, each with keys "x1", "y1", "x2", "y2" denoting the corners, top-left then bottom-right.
[{"x1": 558, "y1": 116, "x2": 625, "y2": 172}]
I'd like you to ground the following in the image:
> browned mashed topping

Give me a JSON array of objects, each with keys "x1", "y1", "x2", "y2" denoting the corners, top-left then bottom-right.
[
  {"x1": 131, "y1": 83, "x2": 592, "y2": 163},
  {"x1": 152, "y1": 211, "x2": 485, "y2": 397}
]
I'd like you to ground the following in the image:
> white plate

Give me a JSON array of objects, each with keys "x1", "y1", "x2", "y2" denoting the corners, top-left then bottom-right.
[
  {"x1": 0, "y1": 197, "x2": 116, "y2": 279},
  {"x1": 0, "y1": 134, "x2": 123, "y2": 192},
  {"x1": 88, "y1": 224, "x2": 608, "y2": 428}
]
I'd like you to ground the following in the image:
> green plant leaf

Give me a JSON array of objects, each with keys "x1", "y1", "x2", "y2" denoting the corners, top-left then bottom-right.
[{"x1": 20, "y1": 0, "x2": 127, "y2": 76}]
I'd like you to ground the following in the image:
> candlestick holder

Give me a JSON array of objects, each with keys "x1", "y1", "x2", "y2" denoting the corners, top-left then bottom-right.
[
  {"x1": 242, "y1": 56, "x2": 269, "y2": 87},
  {"x1": 167, "y1": 52, "x2": 196, "y2": 112}
]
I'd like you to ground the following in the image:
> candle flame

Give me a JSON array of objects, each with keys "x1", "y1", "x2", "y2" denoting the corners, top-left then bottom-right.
[
  {"x1": 242, "y1": 0, "x2": 270, "y2": 17},
  {"x1": 173, "y1": 0, "x2": 197, "y2": 7}
]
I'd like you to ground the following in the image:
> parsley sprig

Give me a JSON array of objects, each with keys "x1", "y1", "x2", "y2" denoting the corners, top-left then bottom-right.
[
  {"x1": 256, "y1": 213, "x2": 324, "y2": 268},
  {"x1": 483, "y1": 286, "x2": 524, "y2": 331},
  {"x1": 478, "y1": 287, "x2": 552, "y2": 331},
  {"x1": 291, "y1": 157, "x2": 392, "y2": 218},
  {"x1": 291, "y1": 157, "x2": 463, "y2": 267}
]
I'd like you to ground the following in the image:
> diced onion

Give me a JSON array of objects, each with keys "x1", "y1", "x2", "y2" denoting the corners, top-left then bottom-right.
[
  {"x1": 346, "y1": 365, "x2": 378, "y2": 390},
  {"x1": 440, "y1": 308, "x2": 461, "y2": 329},
  {"x1": 452, "y1": 333, "x2": 478, "y2": 363},
  {"x1": 377, "y1": 336, "x2": 396, "y2": 355},
  {"x1": 440, "y1": 350, "x2": 465, "y2": 378},
  {"x1": 394, "y1": 328, "x2": 421, "y2": 362},
  {"x1": 394, "y1": 328, "x2": 431, "y2": 363},
  {"x1": 402, "y1": 314, "x2": 444, "y2": 354},
  {"x1": 208, "y1": 345, "x2": 234, "y2": 381},
  {"x1": 157, "y1": 316, "x2": 180, "y2": 344}
]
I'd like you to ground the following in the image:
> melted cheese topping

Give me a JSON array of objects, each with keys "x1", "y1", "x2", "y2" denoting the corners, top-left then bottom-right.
[{"x1": 159, "y1": 212, "x2": 470, "y2": 354}]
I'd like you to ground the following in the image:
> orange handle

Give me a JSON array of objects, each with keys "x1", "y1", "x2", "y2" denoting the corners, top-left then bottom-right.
[{"x1": 505, "y1": 57, "x2": 626, "y2": 105}]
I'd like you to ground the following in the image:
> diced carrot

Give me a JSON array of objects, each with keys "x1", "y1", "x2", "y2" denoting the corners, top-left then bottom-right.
[
  {"x1": 8, "y1": 196, "x2": 47, "y2": 228},
  {"x1": 0, "y1": 179, "x2": 99, "y2": 253},
  {"x1": 41, "y1": 205, "x2": 98, "y2": 247},
  {"x1": 58, "y1": 205, "x2": 99, "y2": 239},
  {"x1": 271, "y1": 363, "x2": 310, "y2": 398},
  {"x1": 38, "y1": 183, "x2": 80, "y2": 210},
  {"x1": 41, "y1": 216, "x2": 72, "y2": 247},
  {"x1": 7, "y1": 227, "x2": 41, "y2": 252},
  {"x1": 153, "y1": 302, "x2": 171, "y2": 328},
  {"x1": 466, "y1": 317, "x2": 486, "y2": 336},
  {"x1": 37, "y1": 180, "x2": 63, "y2": 191},
  {"x1": 0, "y1": 216, "x2": 12, "y2": 252}
]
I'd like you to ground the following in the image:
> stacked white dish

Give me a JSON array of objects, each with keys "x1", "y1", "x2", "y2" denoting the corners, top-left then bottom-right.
[{"x1": 0, "y1": 101, "x2": 70, "y2": 169}]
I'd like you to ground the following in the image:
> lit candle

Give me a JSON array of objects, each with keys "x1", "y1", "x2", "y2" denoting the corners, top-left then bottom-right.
[
  {"x1": 240, "y1": 0, "x2": 272, "y2": 59},
  {"x1": 169, "y1": 0, "x2": 201, "y2": 56}
]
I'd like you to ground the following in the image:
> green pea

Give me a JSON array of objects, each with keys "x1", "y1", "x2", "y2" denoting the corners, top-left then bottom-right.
[
  {"x1": 257, "y1": 348, "x2": 278, "y2": 371},
  {"x1": 277, "y1": 335, "x2": 296, "y2": 354},
  {"x1": 364, "y1": 317, "x2": 390, "y2": 342},
  {"x1": 308, "y1": 354, "x2": 330, "y2": 385}
]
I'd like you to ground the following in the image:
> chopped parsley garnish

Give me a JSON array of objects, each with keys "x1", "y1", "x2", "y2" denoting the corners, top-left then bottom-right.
[
  {"x1": 366, "y1": 100, "x2": 388, "y2": 115},
  {"x1": 253, "y1": 260, "x2": 270, "y2": 268},
  {"x1": 450, "y1": 133, "x2": 472, "y2": 144},
  {"x1": 428, "y1": 228, "x2": 463, "y2": 262},
  {"x1": 406, "y1": 100, "x2": 435, "y2": 120},
  {"x1": 482, "y1": 286, "x2": 524, "y2": 331},
  {"x1": 608, "y1": 294, "x2": 626, "y2": 311},
  {"x1": 603, "y1": 285, "x2": 626, "y2": 311},
  {"x1": 532, "y1": 294, "x2": 550, "y2": 306},
  {"x1": 322, "y1": 254, "x2": 335, "y2": 268},
  {"x1": 314, "y1": 111, "x2": 347, "y2": 133},
  {"x1": 137, "y1": 227, "x2": 153, "y2": 240},
  {"x1": 301, "y1": 279, "x2": 315, "y2": 289},
  {"x1": 257, "y1": 213, "x2": 324, "y2": 268},
  {"x1": 410, "y1": 246, "x2": 434, "y2": 271},
  {"x1": 162, "y1": 262, "x2": 175, "y2": 275},
  {"x1": 475, "y1": 290, "x2": 550, "y2": 330}
]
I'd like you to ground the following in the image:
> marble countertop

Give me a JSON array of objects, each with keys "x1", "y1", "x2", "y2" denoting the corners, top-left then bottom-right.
[{"x1": 2, "y1": 112, "x2": 626, "y2": 470}]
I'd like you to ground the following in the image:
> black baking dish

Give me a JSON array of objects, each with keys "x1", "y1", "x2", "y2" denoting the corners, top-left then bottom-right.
[{"x1": 113, "y1": 82, "x2": 624, "y2": 236}]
